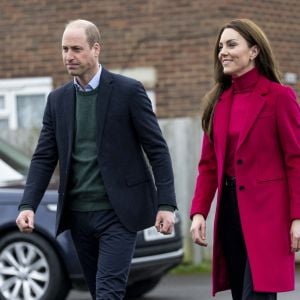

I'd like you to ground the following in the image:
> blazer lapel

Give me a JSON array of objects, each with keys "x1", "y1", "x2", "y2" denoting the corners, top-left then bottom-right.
[
  {"x1": 61, "y1": 82, "x2": 76, "y2": 156},
  {"x1": 237, "y1": 76, "x2": 270, "y2": 149},
  {"x1": 96, "y1": 68, "x2": 113, "y2": 149}
]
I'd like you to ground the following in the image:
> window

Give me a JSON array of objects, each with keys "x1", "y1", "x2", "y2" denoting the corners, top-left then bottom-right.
[
  {"x1": 0, "y1": 95, "x2": 9, "y2": 129},
  {"x1": 0, "y1": 96, "x2": 5, "y2": 109},
  {"x1": 0, "y1": 119, "x2": 9, "y2": 129},
  {"x1": 0, "y1": 77, "x2": 52, "y2": 130},
  {"x1": 17, "y1": 94, "x2": 46, "y2": 128}
]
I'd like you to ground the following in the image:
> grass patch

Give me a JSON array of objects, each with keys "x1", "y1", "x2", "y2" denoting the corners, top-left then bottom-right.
[{"x1": 171, "y1": 261, "x2": 212, "y2": 275}]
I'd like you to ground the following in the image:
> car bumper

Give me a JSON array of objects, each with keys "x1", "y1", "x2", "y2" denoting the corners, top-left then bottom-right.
[{"x1": 128, "y1": 248, "x2": 184, "y2": 284}]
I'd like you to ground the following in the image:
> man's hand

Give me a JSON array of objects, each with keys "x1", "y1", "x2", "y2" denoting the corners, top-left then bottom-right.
[
  {"x1": 155, "y1": 210, "x2": 175, "y2": 235},
  {"x1": 190, "y1": 214, "x2": 208, "y2": 247},
  {"x1": 290, "y1": 219, "x2": 300, "y2": 252},
  {"x1": 16, "y1": 210, "x2": 35, "y2": 233}
]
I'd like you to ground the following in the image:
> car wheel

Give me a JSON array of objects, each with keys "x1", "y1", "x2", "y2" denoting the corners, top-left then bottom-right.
[
  {"x1": 0, "y1": 231, "x2": 70, "y2": 300},
  {"x1": 125, "y1": 276, "x2": 162, "y2": 299}
]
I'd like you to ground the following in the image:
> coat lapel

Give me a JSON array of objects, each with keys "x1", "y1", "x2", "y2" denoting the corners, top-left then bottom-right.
[
  {"x1": 96, "y1": 68, "x2": 113, "y2": 149},
  {"x1": 236, "y1": 76, "x2": 270, "y2": 149},
  {"x1": 213, "y1": 88, "x2": 233, "y2": 162}
]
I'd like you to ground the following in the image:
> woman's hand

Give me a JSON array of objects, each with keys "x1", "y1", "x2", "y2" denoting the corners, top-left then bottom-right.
[
  {"x1": 290, "y1": 219, "x2": 300, "y2": 252},
  {"x1": 190, "y1": 214, "x2": 208, "y2": 247}
]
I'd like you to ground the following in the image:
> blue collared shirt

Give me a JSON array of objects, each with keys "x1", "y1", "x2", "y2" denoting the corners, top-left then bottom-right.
[{"x1": 74, "y1": 65, "x2": 102, "y2": 91}]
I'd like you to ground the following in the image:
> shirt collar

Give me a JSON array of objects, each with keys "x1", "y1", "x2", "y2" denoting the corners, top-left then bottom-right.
[{"x1": 74, "y1": 64, "x2": 102, "y2": 92}]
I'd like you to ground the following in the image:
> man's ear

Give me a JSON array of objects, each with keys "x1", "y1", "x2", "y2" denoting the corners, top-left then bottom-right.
[{"x1": 93, "y1": 42, "x2": 101, "y2": 58}]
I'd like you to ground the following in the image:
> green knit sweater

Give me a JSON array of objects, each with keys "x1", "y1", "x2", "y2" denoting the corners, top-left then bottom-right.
[{"x1": 68, "y1": 88, "x2": 111, "y2": 211}]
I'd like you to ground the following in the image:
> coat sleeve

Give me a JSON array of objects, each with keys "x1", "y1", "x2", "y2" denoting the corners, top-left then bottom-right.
[
  {"x1": 129, "y1": 81, "x2": 177, "y2": 209},
  {"x1": 275, "y1": 85, "x2": 300, "y2": 220},
  {"x1": 190, "y1": 132, "x2": 218, "y2": 219},
  {"x1": 19, "y1": 95, "x2": 58, "y2": 211}
]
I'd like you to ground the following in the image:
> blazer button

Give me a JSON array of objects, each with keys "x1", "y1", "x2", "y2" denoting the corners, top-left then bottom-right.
[
  {"x1": 239, "y1": 185, "x2": 245, "y2": 191},
  {"x1": 237, "y1": 159, "x2": 243, "y2": 165}
]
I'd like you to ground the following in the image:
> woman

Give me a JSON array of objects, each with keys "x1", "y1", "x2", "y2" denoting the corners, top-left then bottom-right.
[{"x1": 190, "y1": 19, "x2": 300, "y2": 300}]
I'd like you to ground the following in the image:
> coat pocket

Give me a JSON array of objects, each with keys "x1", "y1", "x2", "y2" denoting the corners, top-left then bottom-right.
[
  {"x1": 256, "y1": 174, "x2": 285, "y2": 183},
  {"x1": 257, "y1": 112, "x2": 274, "y2": 119}
]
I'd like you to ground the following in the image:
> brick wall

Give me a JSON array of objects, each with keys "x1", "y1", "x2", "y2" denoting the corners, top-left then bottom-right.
[{"x1": 1, "y1": 0, "x2": 299, "y2": 117}]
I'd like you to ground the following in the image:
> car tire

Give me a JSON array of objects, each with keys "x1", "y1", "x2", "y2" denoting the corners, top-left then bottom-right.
[
  {"x1": 125, "y1": 276, "x2": 162, "y2": 299},
  {"x1": 0, "y1": 231, "x2": 70, "y2": 300}
]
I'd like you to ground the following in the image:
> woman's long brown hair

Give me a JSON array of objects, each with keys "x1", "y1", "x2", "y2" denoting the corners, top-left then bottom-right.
[{"x1": 202, "y1": 19, "x2": 282, "y2": 140}]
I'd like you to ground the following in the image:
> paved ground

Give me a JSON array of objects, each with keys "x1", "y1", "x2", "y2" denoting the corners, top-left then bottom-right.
[
  {"x1": 68, "y1": 270, "x2": 300, "y2": 300},
  {"x1": 144, "y1": 273, "x2": 300, "y2": 300}
]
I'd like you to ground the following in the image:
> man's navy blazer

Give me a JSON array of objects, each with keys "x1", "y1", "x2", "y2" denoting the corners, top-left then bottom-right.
[{"x1": 20, "y1": 68, "x2": 176, "y2": 235}]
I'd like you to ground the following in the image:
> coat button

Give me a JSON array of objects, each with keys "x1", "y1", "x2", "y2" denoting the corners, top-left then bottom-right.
[
  {"x1": 239, "y1": 185, "x2": 245, "y2": 191},
  {"x1": 237, "y1": 159, "x2": 243, "y2": 165}
]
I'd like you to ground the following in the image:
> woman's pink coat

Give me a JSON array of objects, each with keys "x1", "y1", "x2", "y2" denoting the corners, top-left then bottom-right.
[{"x1": 190, "y1": 75, "x2": 300, "y2": 295}]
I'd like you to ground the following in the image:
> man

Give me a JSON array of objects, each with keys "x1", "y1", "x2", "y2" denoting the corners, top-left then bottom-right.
[{"x1": 16, "y1": 19, "x2": 177, "y2": 300}]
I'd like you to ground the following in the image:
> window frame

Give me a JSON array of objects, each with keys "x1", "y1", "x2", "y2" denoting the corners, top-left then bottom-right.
[{"x1": 0, "y1": 77, "x2": 52, "y2": 129}]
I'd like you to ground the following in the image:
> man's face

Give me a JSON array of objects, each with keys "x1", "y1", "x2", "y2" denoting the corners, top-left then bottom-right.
[{"x1": 62, "y1": 27, "x2": 100, "y2": 84}]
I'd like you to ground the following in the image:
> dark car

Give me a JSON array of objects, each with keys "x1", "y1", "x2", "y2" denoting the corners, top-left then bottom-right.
[{"x1": 0, "y1": 139, "x2": 183, "y2": 300}]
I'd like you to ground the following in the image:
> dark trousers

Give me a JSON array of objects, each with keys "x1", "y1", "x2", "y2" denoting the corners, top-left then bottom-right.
[
  {"x1": 69, "y1": 210, "x2": 137, "y2": 300},
  {"x1": 219, "y1": 177, "x2": 277, "y2": 300}
]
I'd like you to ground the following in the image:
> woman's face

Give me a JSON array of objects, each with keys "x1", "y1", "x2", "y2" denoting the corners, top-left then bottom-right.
[{"x1": 218, "y1": 28, "x2": 258, "y2": 77}]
